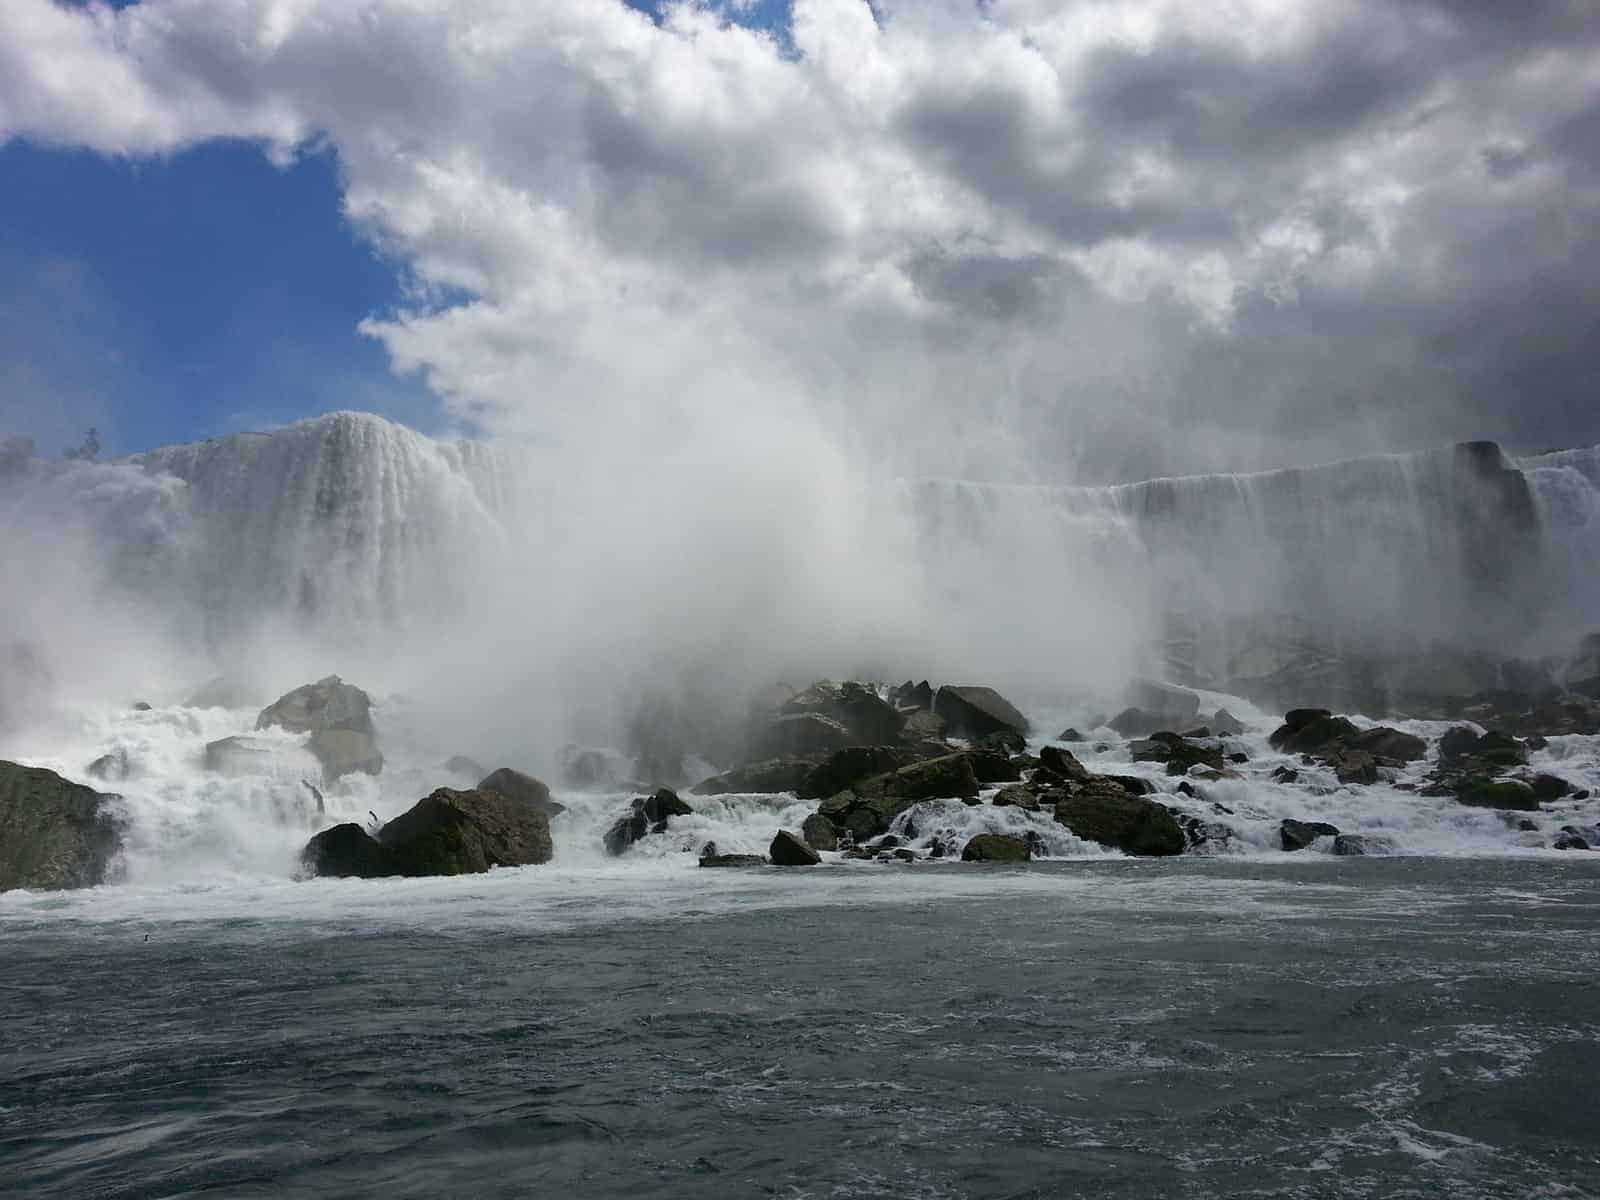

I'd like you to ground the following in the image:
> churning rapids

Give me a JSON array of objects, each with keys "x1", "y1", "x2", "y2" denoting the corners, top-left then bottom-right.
[{"x1": 3, "y1": 413, "x2": 1600, "y2": 1198}]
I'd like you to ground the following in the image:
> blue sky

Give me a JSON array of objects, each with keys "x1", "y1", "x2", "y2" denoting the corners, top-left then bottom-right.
[
  {"x1": 0, "y1": 138, "x2": 444, "y2": 457},
  {"x1": 1, "y1": 0, "x2": 794, "y2": 459}
]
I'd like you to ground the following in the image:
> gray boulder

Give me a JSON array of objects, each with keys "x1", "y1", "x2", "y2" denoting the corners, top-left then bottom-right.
[
  {"x1": 0, "y1": 761, "x2": 124, "y2": 891},
  {"x1": 256, "y1": 676, "x2": 382, "y2": 781},
  {"x1": 817, "y1": 754, "x2": 981, "y2": 840},
  {"x1": 1280, "y1": 819, "x2": 1340, "y2": 851},
  {"x1": 782, "y1": 681, "x2": 905, "y2": 745},
  {"x1": 378, "y1": 787, "x2": 553, "y2": 875},
  {"x1": 933, "y1": 685, "x2": 1030, "y2": 740},
  {"x1": 477, "y1": 767, "x2": 566, "y2": 819},
  {"x1": 770, "y1": 830, "x2": 822, "y2": 866},
  {"x1": 801, "y1": 812, "x2": 839, "y2": 851},
  {"x1": 753, "y1": 713, "x2": 856, "y2": 758},
  {"x1": 692, "y1": 757, "x2": 817, "y2": 796},
  {"x1": 797, "y1": 746, "x2": 917, "y2": 800},
  {"x1": 300, "y1": 823, "x2": 396, "y2": 879},
  {"x1": 961, "y1": 833, "x2": 1031, "y2": 862},
  {"x1": 1053, "y1": 780, "x2": 1184, "y2": 856}
]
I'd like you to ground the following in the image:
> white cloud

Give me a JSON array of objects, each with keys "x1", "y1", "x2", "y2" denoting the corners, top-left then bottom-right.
[{"x1": 3, "y1": 0, "x2": 1598, "y2": 475}]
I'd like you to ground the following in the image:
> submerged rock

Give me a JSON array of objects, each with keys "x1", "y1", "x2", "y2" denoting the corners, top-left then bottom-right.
[
  {"x1": 1332, "y1": 834, "x2": 1369, "y2": 856},
  {"x1": 961, "y1": 833, "x2": 1031, "y2": 863},
  {"x1": 1553, "y1": 827, "x2": 1592, "y2": 851},
  {"x1": 932, "y1": 685, "x2": 1030, "y2": 741},
  {"x1": 379, "y1": 787, "x2": 553, "y2": 874},
  {"x1": 1280, "y1": 819, "x2": 1340, "y2": 851},
  {"x1": 0, "y1": 761, "x2": 123, "y2": 892},
  {"x1": 1053, "y1": 780, "x2": 1184, "y2": 857},
  {"x1": 477, "y1": 767, "x2": 565, "y2": 819},
  {"x1": 699, "y1": 842, "x2": 766, "y2": 868},
  {"x1": 770, "y1": 830, "x2": 821, "y2": 866}
]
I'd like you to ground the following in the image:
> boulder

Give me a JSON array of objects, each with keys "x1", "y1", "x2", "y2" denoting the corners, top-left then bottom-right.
[
  {"x1": 379, "y1": 787, "x2": 553, "y2": 874},
  {"x1": 1272, "y1": 766, "x2": 1300, "y2": 784},
  {"x1": 300, "y1": 823, "x2": 396, "y2": 879},
  {"x1": 1553, "y1": 827, "x2": 1592, "y2": 851},
  {"x1": 933, "y1": 685, "x2": 1030, "y2": 740},
  {"x1": 801, "y1": 812, "x2": 839, "y2": 851},
  {"x1": 1270, "y1": 714, "x2": 1360, "y2": 755},
  {"x1": 900, "y1": 709, "x2": 947, "y2": 741},
  {"x1": 1210, "y1": 709, "x2": 1247, "y2": 736},
  {"x1": 603, "y1": 789, "x2": 693, "y2": 855},
  {"x1": 1107, "y1": 708, "x2": 1170, "y2": 739},
  {"x1": 1126, "y1": 679, "x2": 1200, "y2": 725},
  {"x1": 753, "y1": 713, "x2": 855, "y2": 759},
  {"x1": 699, "y1": 843, "x2": 766, "y2": 868},
  {"x1": 782, "y1": 681, "x2": 905, "y2": 745},
  {"x1": 256, "y1": 676, "x2": 382, "y2": 781},
  {"x1": 1280, "y1": 819, "x2": 1340, "y2": 851},
  {"x1": 817, "y1": 754, "x2": 981, "y2": 840},
  {"x1": 1459, "y1": 780, "x2": 1539, "y2": 811},
  {"x1": 963, "y1": 749, "x2": 1023, "y2": 784},
  {"x1": 1527, "y1": 773, "x2": 1572, "y2": 802},
  {"x1": 477, "y1": 767, "x2": 566, "y2": 819},
  {"x1": 1056, "y1": 727, "x2": 1085, "y2": 742},
  {"x1": 1053, "y1": 780, "x2": 1185, "y2": 856},
  {"x1": 1328, "y1": 748, "x2": 1379, "y2": 786},
  {"x1": 1332, "y1": 834, "x2": 1369, "y2": 856},
  {"x1": 1351, "y1": 727, "x2": 1427, "y2": 762},
  {"x1": 0, "y1": 761, "x2": 123, "y2": 892},
  {"x1": 992, "y1": 784, "x2": 1039, "y2": 811},
  {"x1": 770, "y1": 830, "x2": 822, "y2": 866},
  {"x1": 893, "y1": 680, "x2": 935, "y2": 711},
  {"x1": 692, "y1": 757, "x2": 817, "y2": 796},
  {"x1": 961, "y1": 834, "x2": 1031, "y2": 863},
  {"x1": 1281, "y1": 708, "x2": 1332, "y2": 734},
  {"x1": 1037, "y1": 745, "x2": 1089, "y2": 782},
  {"x1": 203, "y1": 735, "x2": 283, "y2": 775},
  {"x1": 796, "y1": 746, "x2": 916, "y2": 800}
]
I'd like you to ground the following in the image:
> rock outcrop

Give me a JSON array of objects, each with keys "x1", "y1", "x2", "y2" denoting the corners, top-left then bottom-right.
[
  {"x1": 0, "y1": 761, "x2": 123, "y2": 891},
  {"x1": 770, "y1": 830, "x2": 821, "y2": 866},
  {"x1": 477, "y1": 768, "x2": 565, "y2": 819},
  {"x1": 692, "y1": 758, "x2": 817, "y2": 796},
  {"x1": 932, "y1": 685, "x2": 1030, "y2": 741},
  {"x1": 256, "y1": 676, "x2": 382, "y2": 781},
  {"x1": 1052, "y1": 780, "x2": 1184, "y2": 856},
  {"x1": 378, "y1": 787, "x2": 554, "y2": 875}
]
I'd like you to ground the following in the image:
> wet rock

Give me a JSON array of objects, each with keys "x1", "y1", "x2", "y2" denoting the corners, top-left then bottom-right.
[
  {"x1": 928, "y1": 837, "x2": 948, "y2": 859},
  {"x1": 960, "y1": 749, "x2": 1020, "y2": 784},
  {"x1": 1270, "y1": 714, "x2": 1360, "y2": 754},
  {"x1": 753, "y1": 713, "x2": 856, "y2": 759},
  {"x1": 256, "y1": 676, "x2": 382, "y2": 781},
  {"x1": 1459, "y1": 780, "x2": 1539, "y2": 811},
  {"x1": 1210, "y1": 709, "x2": 1247, "y2": 736},
  {"x1": 770, "y1": 830, "x2": 821, "y2": 866},
  {"x1": 973, "y1": 729, "x2": 1027, "y2": 756},
  {"x1": 699, "y1": 845, "x2": 766, "y2": 867},
  {"x1": 378, "y1": 787, "x2": 553, "y2": 875},
  {"x1": 603, "y1": 789, "x2": 693, "y2": 855},
  {"x1": 1329, "y1": 748, "x2": 1379, "y2": 786},
  {"x1": 1553, "y1": 827, "x2": 1591, "y2": 851},
  {"x1": 932, "y1": 685, "x2": 1030, "y2": 741},
  {"x1": 1056, "y1": 727, "x2": 1085, "y2": 742},
  {"x1": 1351, "y1": 727, "x2": 1427, "y2": 762},
  {"x1": 131, "y1": 701, "x2": 153, "y2": 712},
  {"x1": 1102, "y1": 774, "x2": 1156, "y2": 796},
  {"x1": 1332, "y1": 834, "x2": 1369, "y2": 856},
  {"x1": 300, "y1": 823, "x2": 396, "y2": 879},
  {"x1": 694, "y1": 757, "x2": 818, "y2": 796},
  {"x1": 961, "y1": 833, "x2": 1031, "y2": 863},
  {"x1": 782, "y1": 681, "x2": 905, "y2": 745},
  {"x1": 992, "y1": 785, "x2": 1040, "y2": 811},
  {"x1": 1526, "y1": 773, "x2": 1572, "y2": 802},
  {"x1": 797, "y1": 746, "x2": 916, "y2": 800},
  {"x1": 87, "y1": 749, "x2": 129, "y2": 782},
  {"x1": 1280, "y1": 819, "x2": 1340, "y2": 851},
  {"x1": 817, "y1": 754, "x2": 981, "y2": 840},
  {"x1": 1053, "y1": 780, "x2": 1185, "y2": 856},
  {"x1": 1227, "y1": 752, "x2": 1250, "y2": 764},
  {"x1": 900, "y1": 710, "x2": 947, "y2": 741},
  {"x1": 1126, "y1": 679, "x2": 1200, "y2": 725},
  {"x1": 801, "y1": 812, "x2": 839, "y2": 852},
  {"x1": 477, "y1": 767, "x2": 566, "y2": 819},
  {"x1": 893, "y1": 680, "x2": 935, "y2": 711},
  {"x1": 1107, "y1": 708, "x2": 1171, "y2": 739},
  {"x1": 892, "y1": 847, "x2": 917, "y2": 862},
  {"x1": 1037, "y1": 745, "x2": 1089, "y2": 782},
  {"x1": 560, "y1": 746, "x2": 629, "y2": 790},
  {"x1": 1280, "y1": 708, "x2": 1332, "y2": 734},
  {"x1": 1517, "y1": 818, "x2": 1539, "y2": 832},
  {"x1": 0, "y1": 761, "x2": 124, "y2": 892}
]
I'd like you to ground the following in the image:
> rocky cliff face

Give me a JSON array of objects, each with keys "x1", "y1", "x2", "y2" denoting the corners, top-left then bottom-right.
[{"x1": 0, "y1": 761, "x2": 123, "y2": 891}]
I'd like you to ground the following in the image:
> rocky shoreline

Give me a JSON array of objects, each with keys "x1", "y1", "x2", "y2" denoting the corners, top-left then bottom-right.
[{"x1": 3, "y1": 654, "x2": 1600, "y2": 892}]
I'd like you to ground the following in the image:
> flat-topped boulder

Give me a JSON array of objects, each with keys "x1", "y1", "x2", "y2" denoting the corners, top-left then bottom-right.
[
  {"x1": 961, "y1": 833, "x2": 1031, "y2": 863},
  {"x1": 0, "y1": 761, "x2": 124, "y2": 892},
  {"x1": 933, "y1": 685, "x2": 1029, "y2": 741}
]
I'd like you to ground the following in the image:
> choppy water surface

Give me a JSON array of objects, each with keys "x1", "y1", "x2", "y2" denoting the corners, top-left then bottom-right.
[{"x1": 4, "y1": 857, "x2": 1598, "y2": 1199}]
